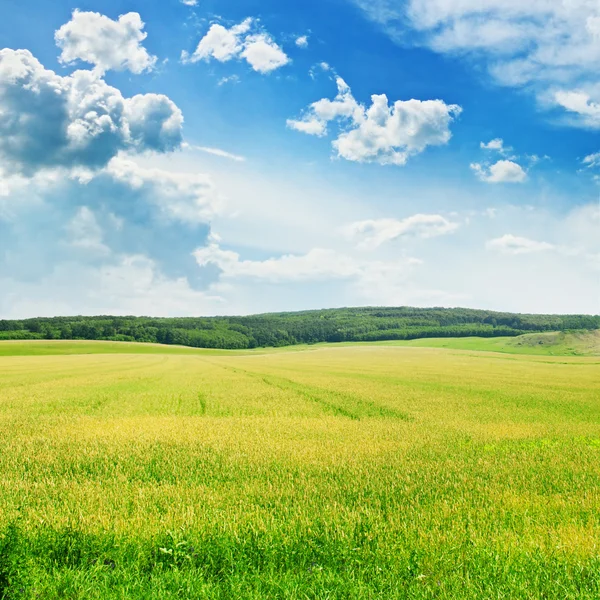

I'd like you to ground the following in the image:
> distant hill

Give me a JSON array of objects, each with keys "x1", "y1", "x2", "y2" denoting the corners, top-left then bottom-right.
[
  {"x1": 371, "y1": 329, "x2": 600, "y2": 356},
  {"x1": 1, "y1": 307, "x2": 598, "y2": 350}
]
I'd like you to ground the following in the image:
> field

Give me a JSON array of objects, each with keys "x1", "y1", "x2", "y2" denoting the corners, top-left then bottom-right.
[{"x1": 1, "y1": 340, "x2": 599, "y2": 598}]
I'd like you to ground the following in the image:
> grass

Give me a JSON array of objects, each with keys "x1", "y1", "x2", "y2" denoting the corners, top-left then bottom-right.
[
  {"x1": 378, "y1": 330, "x2": 600, "y2": 356},
  {"x1": 0, "y1": 340, "x2": 599, "y2": 598},
  {"x1": 0, "y1": 329, "x2": 598, "y2": 358}
]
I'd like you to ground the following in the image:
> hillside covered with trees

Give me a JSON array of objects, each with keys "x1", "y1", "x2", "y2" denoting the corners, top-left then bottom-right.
[{"x1": 1, "y1": 308, "x2": 598, "y2": 350}]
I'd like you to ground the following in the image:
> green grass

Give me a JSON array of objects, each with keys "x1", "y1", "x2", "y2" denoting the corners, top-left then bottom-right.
[
  {"x1": 380, "y1": 330, "x2": 600, "y2": 356},
  {"x1": 1, "y1": 329, "x2": 598, "y2": 358},
  {"x1": 0, "y1": 340, "x2": 313, "y2": 357},
  {"x1": 0, "y1": 341, "x2": 599, "y2": 598}
]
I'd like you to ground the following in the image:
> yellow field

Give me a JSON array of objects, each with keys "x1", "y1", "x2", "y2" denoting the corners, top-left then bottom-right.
[{"x1": 1, "y1": 343, "x2": 599, "y2": 598}]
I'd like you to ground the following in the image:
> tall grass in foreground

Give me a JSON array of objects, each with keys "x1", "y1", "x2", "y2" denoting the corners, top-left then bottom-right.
[{"x1": 0, "y1": 345, "x2": 599, "y2": 598}]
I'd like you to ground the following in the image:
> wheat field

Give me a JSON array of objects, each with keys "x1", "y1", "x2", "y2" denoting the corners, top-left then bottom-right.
[{"x1": 1, "y1": 342, "x2": 599, "y2": 598}]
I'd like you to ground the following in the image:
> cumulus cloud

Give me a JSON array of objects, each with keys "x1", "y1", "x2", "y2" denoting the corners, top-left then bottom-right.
[
  {"x1": 288, "y1": 76, "x2": 461, "y2": 165},
  {"x1": 345, "y1": 214, "x2": 459, "y2": 248},
  {"x1": 106, "y1": 156, "x2": 222, "y2": 224},
  {"x1": 486, "y1": 234, "x2": 554, "y2": 255},
  {"x1": 351, "y1": 0, "x2": 600, "y2": 126},
  {"x1": 471, "y1": 160, "x2": 527, "y2": 183},
  {"x1": 184, "y1": 19, "x2": 252, "y2": 63},
  {"x1": 0, "y1": 153, "x2": 224, "y2": 293},
  {"x1": 55, "y1": 10, "x2": 157, "y2": 74},
  {"x1": 181, "y1": 0, "x2": 198, "y2": 5},
  {"x1": 480, "y1": 138, "x2": 513, "y2": 155},
  {"x1": 296, "y1": 35, "x2": 309, "y2": 48},
  {"x1": 0, "y1": 49, "x2": 183, "y2": 175},
  {"x1": 182, "y1": 18, "x2": 289, "y2": 74},
  {"x1": 241, "y1": 34, "x2": 290, "y2": 73},
  {"x1": 555, "y1": 90, "x2": 600, "y2": 129}
]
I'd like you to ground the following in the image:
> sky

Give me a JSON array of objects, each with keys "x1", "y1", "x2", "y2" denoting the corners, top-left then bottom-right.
[{"x1": 0, "y1": 0, "x2": 599, "y2": 318}]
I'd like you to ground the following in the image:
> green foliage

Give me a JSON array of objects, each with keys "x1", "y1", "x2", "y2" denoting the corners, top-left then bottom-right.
[{"x1": 1, "y1": 307, "x2": 598, "y2": 350}]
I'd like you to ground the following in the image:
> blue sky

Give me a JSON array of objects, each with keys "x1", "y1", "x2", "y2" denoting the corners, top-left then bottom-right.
[{"x1": 0, "y1": 0, "x2": 599, "y2": 317}]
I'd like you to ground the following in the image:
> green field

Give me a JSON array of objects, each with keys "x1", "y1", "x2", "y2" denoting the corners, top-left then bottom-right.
[
  {"x1": 1, "y1": 329, "x2": 598, "y2": 357},
  {"x1": 1, "y1": 340, "x2": 599, "y2": 598}
]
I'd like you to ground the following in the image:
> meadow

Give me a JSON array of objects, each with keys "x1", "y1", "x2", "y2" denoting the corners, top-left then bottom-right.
[{"x1": 0, "y1": 339, "x2": 599, "y2": 598}]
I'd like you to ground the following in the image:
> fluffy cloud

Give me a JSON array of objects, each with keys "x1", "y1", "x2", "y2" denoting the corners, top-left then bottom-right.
[
  {"x1": 351, "y1": 0, "x2": 600, "y2": 126},
  {"x1": 345, "y1": 214, "x2": 459, "y2": 248},
  {"x1": 185, "y1": 19, "x2": 251, "y2": 63},
  {"x1": 0, "y1": 49, "x2": 183, "y2": 175},
  {"x1": 471, "y1": 160, "x2": 527, "y2": 183},
  {"x1": 296, "y1": 35, "x2": 309, "y2": 48},
  {"x1": 486, "y1": 234, "x2": 554, "y2": 255},
  {"x1": 480, "y1": 138, "x2": 514, "y2": 155},
  {"x1": 555, "y1": 90, "x2": 600, "y2": 129},
  {"x1": 288, "y1": 76, "x2": 461, "y2": 165},
  {"x1": 182, "y1": 19, "x2": 289, "y2": 74},
  {"x1": 241, "y1": 34, "x2": 290, "y2": 73},
  {"x1": 55, "y1": 10, "x2": 157, "y2": 74},
  {"x1": 106, "y1": 156, "x2": 222, "y2": 224},
  {"x1": 181, "y1": 0, "x2": 198, "y2": 5},
  {"x1": 0, "y1": 150, "x2": 226, "y2": 296}
]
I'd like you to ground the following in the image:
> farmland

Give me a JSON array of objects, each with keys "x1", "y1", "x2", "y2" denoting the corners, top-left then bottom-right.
[{"x1": 1, "y1": 340, "x2": 599, "y2": 598}]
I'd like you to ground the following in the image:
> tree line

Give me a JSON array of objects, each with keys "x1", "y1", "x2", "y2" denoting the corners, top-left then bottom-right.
[{"x1": 0, "y1": 307, "x2": 598, "y2": 350}]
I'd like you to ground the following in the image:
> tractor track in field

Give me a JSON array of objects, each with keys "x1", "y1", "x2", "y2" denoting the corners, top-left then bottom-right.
[{"x1": 203, "y1": 359, "x2": 411, "y2": 421}]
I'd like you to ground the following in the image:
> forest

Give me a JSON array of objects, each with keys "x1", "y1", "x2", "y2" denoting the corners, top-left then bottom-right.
[{"x1": 0, "y1": 307, "x2": 598, "y2": 350}]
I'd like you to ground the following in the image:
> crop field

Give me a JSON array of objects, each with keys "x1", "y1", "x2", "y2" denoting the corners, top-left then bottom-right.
[{"x1": 0, "y1": 341, "x2": 599, "y2": 599}]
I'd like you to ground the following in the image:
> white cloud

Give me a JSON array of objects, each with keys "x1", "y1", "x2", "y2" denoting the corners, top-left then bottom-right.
[
  {"x1": 241, "y1": 34, "x2": 290, "y2": 73},
  {"x1": 182, "y1": 19, "x2": 289, "y2": 74},
  {"x1": 471, "y1": 160, "x2": 527, "y2": 183},
  {"x1": 481, "y1": 139, "x2": 504, "y2": 152},
  {"x1": 181, "y1": 0, "x2": 198, "y2": 5},
  {"x1": 0, "y1": 49, "x2": 183, "y2": 175},
  {"x1": 555, "y1": 90, "x2": 600, "y2": 128},
  {"x1": 195, "y1": 245, "x2": 360, "y2": 282},
  {"x1": 55, "y1": 10, "x2": 157, "y2": 74},
  {"x1": 188, "y1": 145, "x2": 246, "y2": 162},
  {"x1": 218, "y1": 75, "x2": 240, "y2": 86},
  {"x1": 582, "y1": 152, "x2": 600, "y2": 168},
  {"x1": 194, "y1": 241, "x2": 472, "y2": 309},
  {"x1": 486, "y1": 234, "x2": 555, "y2": 255},
  {"x1": 194, "y1": 242, "x2": 421, "y2": 292},
  {"x1": 296, "y1": 35, "x2": 309, "y2": 48},
  {"x1": 351, "y1": 0, "x2": 600, "y2": 126},
  {"x1": 480, "y1": 138, "x2": 514, "y2": 156},
  {"x1": 0, "y1": 149, "x2": 223, "y2": 296},
  {"x1": 184, "y1": 19, "x2": 251, "y2": 63},
  {"x1": 288, "y1": 76, "x2": 461, "y2": 165},
  {"x1": 345, "y1": 214, "x2": 459, "y2": 248},
  {"x1": 106, "y1": 156, "x2": 222, "y2": 224},
  {"x1": 0, "y1": 255, "x2": 225, "y2": 319},
  {"x1": 309, "y1": 62, "x2": 331, "y2": 80}
]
